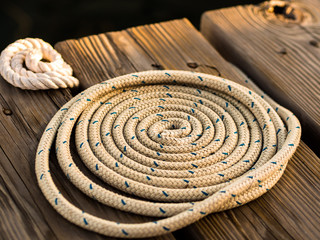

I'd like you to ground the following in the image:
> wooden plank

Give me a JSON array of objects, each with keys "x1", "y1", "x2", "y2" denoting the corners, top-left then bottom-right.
[
  {"x1": 0, "y1": 80, "x2": 86, "y2": 240},
  {"x1": 0, "y1": 50, "x2": 174, "y2": 239},
  {"x1": 0, "y1": 79, "x2": 131, "y2": 239},
  {"x1": 201, "y1": 0, "x2": 320, "y2": 155},
  {"x1": 55, "y1": 18, "x2": 320, "y2": 239}
]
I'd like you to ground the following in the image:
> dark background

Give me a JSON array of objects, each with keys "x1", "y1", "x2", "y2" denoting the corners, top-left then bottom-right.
[{"x1": 1, "y1": 0, "x2": 263, "y2": 50}]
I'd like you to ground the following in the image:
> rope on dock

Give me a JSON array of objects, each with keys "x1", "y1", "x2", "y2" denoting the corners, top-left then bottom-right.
[{"x1": 35, "y1": 70, "x2": 301, "y2": 238}]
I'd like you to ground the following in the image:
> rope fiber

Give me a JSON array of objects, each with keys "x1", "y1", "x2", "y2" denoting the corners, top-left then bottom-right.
[{"x1": 35, "y1": 70, "x2": 301, "y2": 238}]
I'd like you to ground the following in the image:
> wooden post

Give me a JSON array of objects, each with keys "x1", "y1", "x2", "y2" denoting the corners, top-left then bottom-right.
[{"x1": 201, "y1": 0, "x2": 320, "y2": 155}]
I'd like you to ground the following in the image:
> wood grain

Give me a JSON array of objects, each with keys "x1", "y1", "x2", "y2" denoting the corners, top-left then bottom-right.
[
  {"x1": 54, "y1": 18, "x2": 320, "y2": 239},
  {"x1": 201, "y1": 0, "x2": 320, "y2": 155}
]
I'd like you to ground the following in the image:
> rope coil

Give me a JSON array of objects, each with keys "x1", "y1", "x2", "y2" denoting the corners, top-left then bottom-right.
[
  {"x1": 0, "y1": 38, "x2": 79, "y2": 90},
  {"x1": 35, "y1": 70, "x2": 301, "y2": 238}
]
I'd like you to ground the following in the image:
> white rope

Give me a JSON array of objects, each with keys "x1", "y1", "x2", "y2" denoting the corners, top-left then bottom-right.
[
  {"x1": 36, "y1": 70, "x2": 301, "y2": 238},
  {"x1": 0, "y1": 38, "x2": 79, "y2": 90}
]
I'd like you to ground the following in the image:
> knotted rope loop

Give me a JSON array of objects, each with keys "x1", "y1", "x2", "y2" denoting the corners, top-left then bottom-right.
[
  {"x1": 0, "y1": 38, "x2": 79, "y2": 90},
  {"x1": 36, "y1": 70, "x2": 301, "y2": 238}
]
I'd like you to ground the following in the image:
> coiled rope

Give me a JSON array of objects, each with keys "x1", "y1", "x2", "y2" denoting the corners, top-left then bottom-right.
[
  {"x1": 36, "y1": 70, "x2": 301, "y2": 238},
  {"x1": 0, "y1": 38, "x2": 79, "y2": 90}
]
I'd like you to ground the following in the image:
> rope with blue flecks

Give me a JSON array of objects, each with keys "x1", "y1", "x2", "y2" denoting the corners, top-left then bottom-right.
[{"x1": 35, "y1": 70, "x2": 301, "y2": 238}]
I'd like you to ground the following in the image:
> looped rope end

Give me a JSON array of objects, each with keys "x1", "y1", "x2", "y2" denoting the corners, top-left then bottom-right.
[{"x1": 0, "y1": 38, "x2": 79, "y2": 90}]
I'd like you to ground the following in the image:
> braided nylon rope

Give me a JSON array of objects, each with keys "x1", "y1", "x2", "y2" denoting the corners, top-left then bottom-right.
[
  {"x1": 0, "y1": 38, "x2": 79, "y2": 90},
  {"x1": 36, "y1": 70, "x2": 301, "y2": 238}
]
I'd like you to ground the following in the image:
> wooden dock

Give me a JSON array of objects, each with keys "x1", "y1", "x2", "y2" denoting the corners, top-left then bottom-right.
[{"x1": 1, "y1": 1, "x2": 319, "y2": 239}]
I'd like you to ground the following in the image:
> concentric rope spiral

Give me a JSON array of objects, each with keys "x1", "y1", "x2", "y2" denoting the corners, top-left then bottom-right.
[
  {"x1": 0, "y1": 38, "x2": 79, "y2": 90},
  {"x1": 35, "y1": 70, "x2": 301, "y2": 238}
]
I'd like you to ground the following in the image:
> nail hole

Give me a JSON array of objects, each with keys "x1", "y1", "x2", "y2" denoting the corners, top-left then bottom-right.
[
  {"x1": 151, "y1": 63, "x2": 164, "y2": 70},
  {"x1": 203, "y1": 65, "x2": 221, "y2": 76},
  {"x1": 262, "y1": 1, "x2": 303, "y2": 23},
  {"x1": 309, "y1": 40, "x2": 318, "y2": 47},
  {"x1": 187, "y1": 62, "x2": 198, "y2": 69},
  {"x1": 278, "y1": 48, "x2": 287, "y2": 54},
  {"x1": 273, "y1": 5, "x2": 296, "y2": 20},
  {"x1": 3, "y1": 108, "x2": 12, "y2": 115}
]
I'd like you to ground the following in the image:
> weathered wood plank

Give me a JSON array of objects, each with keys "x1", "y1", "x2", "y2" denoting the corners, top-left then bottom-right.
[
  {"x1": 55, "y1": 18, "x2": 320, "y2": 239},
  {"x1": 0, "y1": 52, "x2": 174, "y2": 239},
  {"x1": 0, "y1": 80, "x2": 80, "y2": 240},
  {"x1": 201, "y1": 0, "x2": 320, "y2": 155},
  {"x1": 0, "y1": 81, "x2": 129, "y2": 239}
]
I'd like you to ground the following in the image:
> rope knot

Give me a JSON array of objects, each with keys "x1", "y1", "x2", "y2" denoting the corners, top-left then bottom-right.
[{"x1": 0, "y1": 38, "x2": 79, "y2": 90}]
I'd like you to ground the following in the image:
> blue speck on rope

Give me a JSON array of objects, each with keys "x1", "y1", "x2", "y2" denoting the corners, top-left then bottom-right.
[
  {"x1": 83, "y1": 218, "x2": 88, "y2": 225},
  {"x1": 163, "y1": 226, "x2": 170, "y2": 231},
  {"x1": 201, "y1": 191, "x2": 208, "y2": 196},
  {"x1": 162, "y1": 191, "x2": 169, "y2": 197},
  {"x1": 159, "y1": 208, "x2": 166, "y2": 214}
]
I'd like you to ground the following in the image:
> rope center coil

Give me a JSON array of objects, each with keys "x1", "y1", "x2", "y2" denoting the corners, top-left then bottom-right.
[{"x1": 36, "y1": 70, "x2": 301, "y2": 238}]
